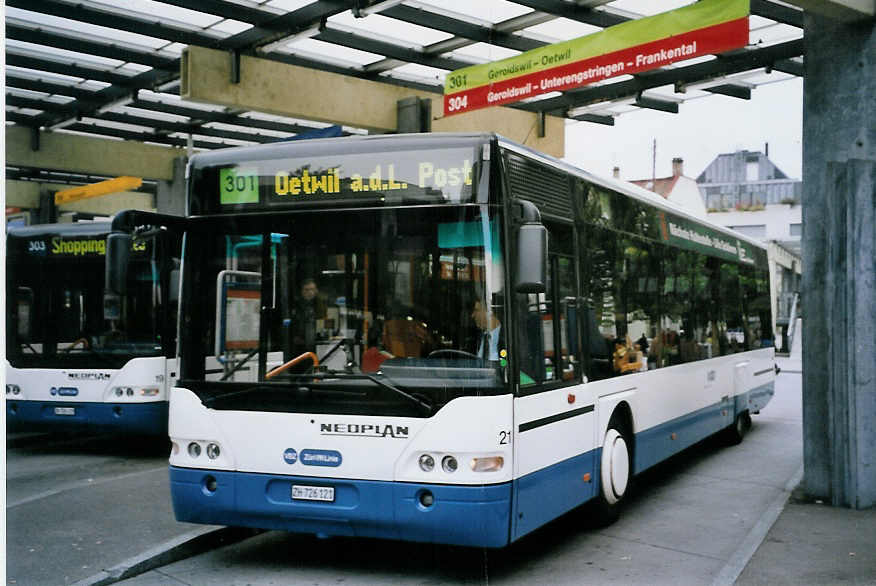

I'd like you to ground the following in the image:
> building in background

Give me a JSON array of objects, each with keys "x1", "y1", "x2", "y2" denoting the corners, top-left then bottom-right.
[
  {"x1": 697, "y1": 148, "x2": 803, "y2": 353},
  {"x1": 627, "y1": 151, "x2": 803, "y2": 354},
  {"x1": 627, "y1": 157, "x2": 708, "y2": 219}
]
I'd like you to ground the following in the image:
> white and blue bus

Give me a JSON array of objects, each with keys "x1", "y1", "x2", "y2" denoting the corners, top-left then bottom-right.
[
  {"x1": 6, "y1": 221, "x2": 180, "y2": 436},
  {"x1": 111, "y1": 133, "x2": 775, "y2": 547}
]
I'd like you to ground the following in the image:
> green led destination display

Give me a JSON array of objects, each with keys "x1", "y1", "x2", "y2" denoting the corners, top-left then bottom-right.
[
  {"x1": 13, "y1": 235, "x2": 149, "y2": 259},
  {"x1": 207, "y1": 147, "x2": 478, "y2": 211}
]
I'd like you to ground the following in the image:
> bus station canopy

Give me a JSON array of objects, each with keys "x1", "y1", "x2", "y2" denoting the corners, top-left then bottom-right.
[{"x1": 6, "y1": 0, "x2": 804, "y2": 186}]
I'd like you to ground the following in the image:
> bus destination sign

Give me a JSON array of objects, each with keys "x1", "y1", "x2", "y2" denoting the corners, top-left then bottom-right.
[
  {"x1": 21, "y1": 235, "x2": 149, "y2": 258},
  {"x1": 213, "y1": 148, "x2": 477, "y2": 210}
]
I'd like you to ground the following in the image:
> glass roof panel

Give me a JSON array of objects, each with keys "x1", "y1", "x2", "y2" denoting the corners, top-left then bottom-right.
[
  {"x1": 284, "y1": 37, "x2": 384, "y2": 66},
  {"x1": 264, "y1": 0, "x2": 314, "y2": 12},
  {"x1": 418, "y1": 0, "x2": 531, "y2": 24},
  {"x1": 6, "y1": 41, "x2": 127, "y2": 69},
  {"x1": 328, "y1": 12, "x2": 453, "y2": 46},
  {"x1": 87, "y1": 0, "x2": 224, "y2": 29},
  {"x1": 208, "y1": 20, "x2": 255, "y2": 35},
  {"x1": 446, "y1": 42, "x2": 520, "y2": 63},
  {"x1": 607, "y1": 0, "x2": 690, "y2": 17},
  {"x1": 137, "y1": 91, "x2": 230, "y2": 112},
  {"x1": 9, "y1": 106, "x2": 46, "y2": 116},
  {"x1": 386, "y1": 62, "x2": 447, "y2": 81},
  {"x1": 6, "y1": 7, "x2": 198, "y2": 50},
  {"x1": 122, "y1": 106, "x2": 192, "y2": 124},
  {"x1": 4, "y1": 0, "x2": 804, "y2": 153},
  {"x1": 522, "y1": 18, "x2": 602, "y2": 41}
]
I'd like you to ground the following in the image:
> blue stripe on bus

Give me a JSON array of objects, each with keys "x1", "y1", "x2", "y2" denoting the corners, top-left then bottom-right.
[
  {"x1": 634, "y1": 382, "x2": 774, "y2": 474},
  {"x1": 6, "y1": 400, "x2": 168, "y2": 436},
  {"x1": 512, "y1": 449, "x2": 597, "y2": 541},
  {"x1": 511, "y1": 382, "x2": 776, "y2": 541},
  {"x1": 169, "y1": 467, "x2": 513, "y2": 548}
]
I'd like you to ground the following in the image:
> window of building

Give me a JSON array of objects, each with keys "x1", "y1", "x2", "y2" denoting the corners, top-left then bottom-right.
[
  {"x1": 746, "y1": 161, "x2": 759, "y2": 181},
  {"x1": 789, "y1": 223, "x2": 802, "y2": 237}
]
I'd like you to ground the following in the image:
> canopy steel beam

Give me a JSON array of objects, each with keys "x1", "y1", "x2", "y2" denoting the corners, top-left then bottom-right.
[
  {"x1": 315, "y1": 27, "x2": 473, "y2": 72},
  {"x1": 6, "y1": 23, "x2": 179, "y2": 71},
  {"x1": 704, "y1": 84, "x2": 752, "y2": 100},
  {"x1": 634, "y1": 93, "x2": 679, "y2": 113},
  {"x1": 381, "y1": 4, "x2": 543, "y2": 53},
  {"x1": 7, "y1": 0, "x2": 224, "y2": 47},
  {"x1": 570, "y1": 113, "x2": 615, "y2": 125},
  {"x1": 510, "y1": 0, "x2": 630, "y2": 28}
]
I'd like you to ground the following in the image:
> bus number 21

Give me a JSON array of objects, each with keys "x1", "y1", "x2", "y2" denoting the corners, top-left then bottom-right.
[{"x1": 499, "y1": 430, "x2": 511, "y2": 445}]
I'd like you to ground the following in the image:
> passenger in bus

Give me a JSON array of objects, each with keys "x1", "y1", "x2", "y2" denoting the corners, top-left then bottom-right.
[
  {"x1": 680, "y1": 331, "x2": 700, "y2": 363},
  {"x1": 291, "y1": 277, "x2": 326, "y2": 355},
  {"x1": 636, "y1": 333, "x2": 649, "y2": 356},
  {"x1": 612, "y1": 336, "x2": 642, "y2": 374},
  {"x1": 361, "y1": 321, "x2": 393, "y2": 372},
  {"x1": 665, "y1": 330, "x2": 681, "y2": 365},
  {"x1": 471, "y1": 298, "x2": 503, "y2": 361}
]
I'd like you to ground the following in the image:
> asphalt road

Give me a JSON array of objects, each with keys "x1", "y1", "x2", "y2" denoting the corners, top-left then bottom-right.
[
  {"x1": 5, "y1": 367, "x2": 802, "y2": 586},
  {"x1": 5, "y1": 432, "x2": 202, "y2": 586}
]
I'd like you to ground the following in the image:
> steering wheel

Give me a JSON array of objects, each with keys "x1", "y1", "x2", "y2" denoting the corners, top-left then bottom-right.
[{"x1": 427, "y1": 349, "x2": 479, "y2": 360}]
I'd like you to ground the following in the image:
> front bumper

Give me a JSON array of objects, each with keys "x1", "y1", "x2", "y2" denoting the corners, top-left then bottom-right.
[{"x1": 170, "y1": 466, "x2": 512, "y2": 548}]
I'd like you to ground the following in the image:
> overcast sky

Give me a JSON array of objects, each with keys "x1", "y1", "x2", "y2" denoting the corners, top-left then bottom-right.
[{"x1": 562, "y1": 76, "x2": 803, "y2": 182}]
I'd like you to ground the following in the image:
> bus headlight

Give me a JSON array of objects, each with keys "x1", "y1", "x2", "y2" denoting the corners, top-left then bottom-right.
[
  {"x1": 418, "y1": 454, "x2": 435, "y2": 472},
  {"x1": 110, "y1": 386, "x2": 160, "y2": 398},
  {"x1": 441, "y1": 455, "x2": 458, "y2": 473},
  {"x1": 6, "y1": 384, "x2": 21, "y2": 395},
  {"x1": 206, "y1": 443, "x2": 221, "y2": 459},
  {"x1": 471, "y1": 456, "x2": 504, "y2": 472},
  {"x1": 188, "y1": 442, "x2": 202, "y2": 458}
]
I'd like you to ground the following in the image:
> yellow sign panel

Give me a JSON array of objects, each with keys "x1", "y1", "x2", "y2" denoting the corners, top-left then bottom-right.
[{"x1": 54, "y1": 176, "x2": 143, "y2": 205}]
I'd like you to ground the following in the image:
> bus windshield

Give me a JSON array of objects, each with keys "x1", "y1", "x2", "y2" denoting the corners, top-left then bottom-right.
[
  {"x1": 6, "y1": 227, "x2": 171, "y2": 368},
  {"x1": 182, "y1": 204, "x2": 508, "y2": 415}
]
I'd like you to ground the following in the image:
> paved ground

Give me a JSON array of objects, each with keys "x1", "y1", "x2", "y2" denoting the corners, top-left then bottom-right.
[
  {"x1": 9, "y1": 356, "x2": 873, "y2": 586},
  {"x1": 115, "y1": 362, "x2": 809, "y2": 586}
]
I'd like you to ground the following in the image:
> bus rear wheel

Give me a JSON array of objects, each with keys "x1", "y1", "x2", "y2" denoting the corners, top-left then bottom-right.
[
  {"x1": 594, "y1": 422, "x2": 631, "y2": 525},
  {"x1": 725, "y1": 411, "x2": 751, "y2": 445}
]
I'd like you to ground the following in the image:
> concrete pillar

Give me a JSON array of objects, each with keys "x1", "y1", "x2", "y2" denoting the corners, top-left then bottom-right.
[
  {"x1": 156, "y1": 156, "x2": 188, "y2": 216},
  {"x1": 801, "y1": 12, "x2": 876, "y2": 508},
  {"x1": 397, "y1": 97, "x2": 431, "y2": 134}
]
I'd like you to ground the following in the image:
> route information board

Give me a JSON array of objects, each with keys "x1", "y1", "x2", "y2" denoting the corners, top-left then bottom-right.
[{"x1": 443, "y1": 0, "x2": 749, "y2": 116}]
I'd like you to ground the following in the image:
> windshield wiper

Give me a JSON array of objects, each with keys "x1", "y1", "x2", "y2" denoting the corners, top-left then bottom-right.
[
  {"x1": 200, "y1": 372, "x2": 433, "y2": 415},
  {"x1": 202, "y1": 384, "x2": 276, "y2": 406},
  {"x1": 361, "y1": 373, "x2": 433, "y2": 416},
  {"x1": 220, "y1": 348, "x2": 259, "y2": 381},
  {"x1": 301, "y1": 371, "x2": 432, "y2": 415}
]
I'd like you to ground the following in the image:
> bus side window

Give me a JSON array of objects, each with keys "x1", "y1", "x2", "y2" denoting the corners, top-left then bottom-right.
[
  {"x1": 517, "y1": 292, "x2": 549, "y2": 386},
  {"x1": 16, "y1": 287, "x2": 34, "y2": 341},
  {"x1": 517, "y1": 229, "x2": 579, "y2": 389}
]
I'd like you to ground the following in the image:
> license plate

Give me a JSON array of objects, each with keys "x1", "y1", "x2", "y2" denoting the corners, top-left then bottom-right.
[
  {"x1": 291, "y1": 484, "x2": 334, "y2": 502},
  {"x1": 54, "y1": 407, "x2": 75, "y2": 416}
]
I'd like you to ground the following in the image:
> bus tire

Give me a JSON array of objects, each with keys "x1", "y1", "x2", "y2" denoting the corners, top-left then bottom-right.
[
  {"x1": 594, "y1": 421, "x2": 631, "y2": 525},
  {"x1": 725, "y1": 411, "x2": 751, "y2": 445}
]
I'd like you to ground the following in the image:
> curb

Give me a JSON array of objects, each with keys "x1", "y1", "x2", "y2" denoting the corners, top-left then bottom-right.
[
  {"x1": 71, "y1": 526, "x2": 263, "y2": 586},
  {"x1": 710, "y1": 463, "x2": 805, "y2": 586}
]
